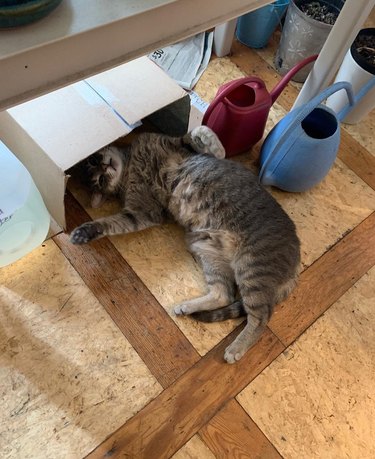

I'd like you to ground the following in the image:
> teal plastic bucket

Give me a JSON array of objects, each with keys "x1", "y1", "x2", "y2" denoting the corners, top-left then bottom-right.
[{"x1": 236, "y1": 0, "x2": 289, "y2": 49}]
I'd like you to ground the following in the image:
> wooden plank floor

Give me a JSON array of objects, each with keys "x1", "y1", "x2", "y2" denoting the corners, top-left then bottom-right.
[{"x1": 1, "y1": 24, "x2": 375, "y2": 459}]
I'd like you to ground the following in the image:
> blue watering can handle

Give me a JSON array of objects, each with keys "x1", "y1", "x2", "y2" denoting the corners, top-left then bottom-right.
[
  {"x1": 337, "y1": 76, "x2": 375, "y2": 121},
  {"x1": 259, "y1": 81, "x2": 355, "y2": 182}
]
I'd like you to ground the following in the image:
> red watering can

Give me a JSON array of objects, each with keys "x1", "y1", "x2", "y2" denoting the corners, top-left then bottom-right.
[{"x1": 202, "y1": 54, "x2": 318, "y2": 157}]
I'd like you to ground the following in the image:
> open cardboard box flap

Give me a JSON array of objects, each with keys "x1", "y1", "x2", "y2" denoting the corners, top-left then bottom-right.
[{"x1": 0, "y1": 57, "x2": 187, "y2": 230}]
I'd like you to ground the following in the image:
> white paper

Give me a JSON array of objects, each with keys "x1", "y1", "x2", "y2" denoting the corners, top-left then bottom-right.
[{"x1": 149, "y1": 32, "x2": 213, "y2": 90}]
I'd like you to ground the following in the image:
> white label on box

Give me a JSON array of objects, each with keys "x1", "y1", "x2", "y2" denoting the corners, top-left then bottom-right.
[{"x1": 188, "y1": 91, "x2": 209, "y2": 113}]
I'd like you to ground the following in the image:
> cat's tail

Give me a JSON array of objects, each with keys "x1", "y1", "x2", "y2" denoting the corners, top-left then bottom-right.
[{"x1": 191, "y1": 300, "x2": 246, "y2": 323}]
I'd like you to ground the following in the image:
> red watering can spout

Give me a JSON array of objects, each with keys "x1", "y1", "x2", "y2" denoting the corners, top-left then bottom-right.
[{"x1": 270, "y1": 54, "x2": 318, "y2": 104}]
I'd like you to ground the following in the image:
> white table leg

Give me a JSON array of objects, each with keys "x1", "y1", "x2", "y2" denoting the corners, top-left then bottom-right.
[
  {"x1": 293, "y1": 0, "x2": 375, "y2": 109},
  {"x1": 213, "y1": 19, "x2": 238, "y2": 57}
]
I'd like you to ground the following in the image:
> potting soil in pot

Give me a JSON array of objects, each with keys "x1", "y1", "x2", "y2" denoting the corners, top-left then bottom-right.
[
  {"x1": 300, "y1": 1, "x2": 339, "y2": 25},
  {"x1": 354, "y1": 34, "x2": 375, "y2": 67}
]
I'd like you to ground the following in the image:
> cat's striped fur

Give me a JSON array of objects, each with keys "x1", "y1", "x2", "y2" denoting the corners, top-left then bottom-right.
[{"x1": 70, "y1": 127, "x2": 300, "y2": 363}]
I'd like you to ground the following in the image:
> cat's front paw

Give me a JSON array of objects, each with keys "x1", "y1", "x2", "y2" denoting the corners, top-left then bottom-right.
[
  {"x1": 191, "y1": 126, "x2": 226, "y2": 159},
  {"x1": 174, "y1": 304, "x2": 188, "y2": 316},
  {"x1": 70, "y1": 222, "x2": 103, "y2": 244},
  {"x1": 223, "y1": 342, "x2": 246, "y2": 364}
]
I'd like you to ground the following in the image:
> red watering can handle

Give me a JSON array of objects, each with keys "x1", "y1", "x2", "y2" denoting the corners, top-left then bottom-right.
[
  {"x1": 270, "y1": 54, "x2": 319, "y2": 104},
  {"x1": 202, "y1": 76, "x2": 267, "y2": 125}
]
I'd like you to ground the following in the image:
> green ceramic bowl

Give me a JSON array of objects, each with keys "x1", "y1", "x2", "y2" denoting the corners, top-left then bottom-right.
[{"x1": 0, "y1": 0, "x2": 63, "y2": 28}]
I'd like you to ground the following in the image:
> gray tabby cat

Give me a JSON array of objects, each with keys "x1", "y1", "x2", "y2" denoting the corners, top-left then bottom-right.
[{"x1": 70, "y1": 126, "x2": 300, "y2": 363}]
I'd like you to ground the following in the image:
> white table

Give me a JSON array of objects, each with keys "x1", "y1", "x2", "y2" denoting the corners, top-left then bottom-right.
[
  {"x1": 0, "y1": 0, "x2": 373, "y2": 112},
  {"x1": 0, "y1": 0, "x2": 273, "y2": 110}
]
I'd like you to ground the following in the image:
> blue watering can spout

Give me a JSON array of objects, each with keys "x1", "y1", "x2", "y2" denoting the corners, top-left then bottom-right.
[{"x1": 337, "y1": 76, "x2": 375, "y2": 122}]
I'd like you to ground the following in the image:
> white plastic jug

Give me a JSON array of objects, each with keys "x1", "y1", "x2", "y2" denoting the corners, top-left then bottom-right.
[{"x1": 0, "y1": 141, "x2": 50, "y2": 267}]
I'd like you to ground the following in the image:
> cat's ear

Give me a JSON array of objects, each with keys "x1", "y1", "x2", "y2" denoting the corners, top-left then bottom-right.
[{"x1": 91, "y1": 191, "x2": 106, "y2": 208}]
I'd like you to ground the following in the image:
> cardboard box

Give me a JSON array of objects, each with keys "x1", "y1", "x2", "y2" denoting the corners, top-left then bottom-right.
[{"x1": 0, "y1": 57, "x2": 188, "y2": 230}]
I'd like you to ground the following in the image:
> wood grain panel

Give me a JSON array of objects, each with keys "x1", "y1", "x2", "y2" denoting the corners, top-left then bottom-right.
[
  {"x1": 338, "y1": 129, "x2": 375, "y2": 191},
  {"x1": 238, "y1": 266, "x2": 375, "y2": 459},
  {"x1": 172, "y1": 435, "x2": 216, "y2": 459},
  {"x1": 200, "y1": 399, "x2": 282, "y2": 459},
  {"x1": 53, "y1": 192, "x2": 200, "y2": 388},
  {"x1": 269, "y1": 211, "x2": 375, "y2": 346},
  {"x1": 56, "y1": 194, "x2": 285, "y2": 459},
  {"x1": 86, "y1": 327, "x2": 284, "y2": 458},
  {"x1": 0, "y1": 240, "x2": 162, "y2": 459}
]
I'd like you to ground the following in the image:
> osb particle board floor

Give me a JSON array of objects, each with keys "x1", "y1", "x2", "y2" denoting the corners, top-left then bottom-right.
[{"x1": 1, "y1": 35, "x2": 375, "y2": 459}]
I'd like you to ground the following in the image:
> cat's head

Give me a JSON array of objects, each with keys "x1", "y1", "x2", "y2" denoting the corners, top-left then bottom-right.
[{"x1": 85, "y1": 146, "x2": 125, "y2": 208}]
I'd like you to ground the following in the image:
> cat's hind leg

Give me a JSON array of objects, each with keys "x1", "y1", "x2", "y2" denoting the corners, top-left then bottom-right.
[
  {"x1": 184, "y1": 126, "x2": 226, "y2": 159},
  {"x1": 174, "y1": 231, "x2": 235, "y2": 315},
  {"x1": 223, "y1": 312, "x2": 270, "y2": 364},
  {"x1": 223, "y1": 262, "x2": 276, "y2": 363}
]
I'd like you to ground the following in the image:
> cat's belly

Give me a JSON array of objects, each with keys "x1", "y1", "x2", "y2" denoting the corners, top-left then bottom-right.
[
  {"x1": 169, "y1": 198, "x2": 206, "y2": 229},
  {"x1": 169, "y1": 183, "x2": 214, "y2": 230}
]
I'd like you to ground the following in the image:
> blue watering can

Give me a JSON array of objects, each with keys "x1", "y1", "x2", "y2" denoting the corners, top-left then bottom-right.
[{"x1": 258, "y1": 77, "x2": 375, "y2": 192}]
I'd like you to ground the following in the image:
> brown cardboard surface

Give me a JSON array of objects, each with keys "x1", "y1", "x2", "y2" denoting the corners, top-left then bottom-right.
[
  {"x1": 2, "y1": 82, "x2": 127, "y2": 171},
  {"x1": 87, "y1": 57, "x2": 186, "y2": 126},
  {"x1": 0, "y1": 57, "x2": 187, "y2": 229}
]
